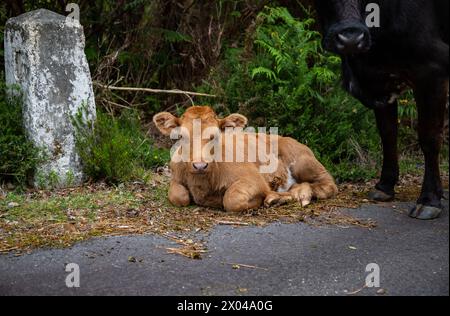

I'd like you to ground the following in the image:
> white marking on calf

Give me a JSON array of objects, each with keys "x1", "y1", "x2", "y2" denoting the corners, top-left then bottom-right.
[{"x1": 278, "y1": 167, "x2": 297, "y2": 193}]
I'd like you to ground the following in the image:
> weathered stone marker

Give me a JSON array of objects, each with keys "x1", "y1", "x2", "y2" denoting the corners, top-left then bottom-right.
[{"x1": 4, "y1": 9, "x2": 96, "y2": 188}]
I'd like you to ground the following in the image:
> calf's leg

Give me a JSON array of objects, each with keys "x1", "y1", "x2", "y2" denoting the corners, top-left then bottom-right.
[
  {"x1": 287, "y1": 148, "x2": 338, "y2": 206},
  {"x1": 264, "y1": 192, "x2": 293, "y2": 208},
  {"x1": 409, "y1": 78, "x2": 448, "y2": 220},
  {"x1": 223, "y1": 179, "x2": 291, "y2": 212},
  {"x1": 369, "y1": 103, "x2": 399, "y2": 202},
  {"x1": 168, "y1": 181, "x2": 190, "y2": 207},
  {"x1": 223, "y1": 180, "x2": 266, "y2": 212},
  {"x1": 289, "y1": 180, "x2": 338, "y2": 207},
  {"x1": 290, "y1": 183, "x2": 313, "y2": 207}
]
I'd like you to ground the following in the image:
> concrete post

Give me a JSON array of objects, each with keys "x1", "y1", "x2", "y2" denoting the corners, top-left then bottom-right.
[{"x1": 4, "y1": 9, "x2": 96, "y2": 188}]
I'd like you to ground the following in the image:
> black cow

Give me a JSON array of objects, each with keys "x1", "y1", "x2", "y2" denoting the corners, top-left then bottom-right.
[{"x1": 315, "y1": 0, "x2": 449, "y2": 220}]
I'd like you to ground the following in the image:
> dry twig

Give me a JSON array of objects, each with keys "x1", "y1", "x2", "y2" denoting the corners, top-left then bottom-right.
[
  {"x1": 216, "y1": 220, "x2": 250, "y2": 226},
  {"x1": 95, "y1": 82, "x2": 217, "y2": 98},
  {"x1": 225, "y1": 262, "x2": 269, "y2": 271}
]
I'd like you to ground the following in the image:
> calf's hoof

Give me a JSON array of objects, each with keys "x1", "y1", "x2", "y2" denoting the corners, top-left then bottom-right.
[
  {"x1": 368, "y1": 189, "x2": 394, "y2": 202},
  {"x1": 408, "y1": 204, "x2": 442, "y2": 220},
  {"x1": 264, "y1": 193, "x2": 292, "y2": 208}
]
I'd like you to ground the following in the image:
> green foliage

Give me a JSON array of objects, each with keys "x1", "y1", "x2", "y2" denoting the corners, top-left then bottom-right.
[
  {"x1": 2, "y1": 1, "x2": 443, "y2": 187},
  {"x1": 153, "y1": 28, "x2": 192, "y2": 44},
  {"x1": 199, "y1": 6, "x2": 380, "y2": 182},
  {"x1": 398, "y1": 91, "x2": 417, "y2": 121},
  {"x1": 73, "y1": 107, "x2": 169, "y2": 184},
  {"x1": 0, "y1": 83, "x2": 42, "y2": 186}
]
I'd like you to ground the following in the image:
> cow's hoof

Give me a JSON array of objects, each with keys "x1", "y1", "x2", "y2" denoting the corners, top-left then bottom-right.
[
  {"x1": 408, "y1": 204, "x2": 442, "y2": 220},
  {"x1": 368, "y1": 189, "x2": 394, "y2": 202},
  {"x1": 443, "y1": 191, "x2": 449, "y2": 201}
]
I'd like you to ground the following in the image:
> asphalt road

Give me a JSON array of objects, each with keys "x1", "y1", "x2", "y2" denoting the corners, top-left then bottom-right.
[{"x1": 0, "y1": 199, "x2": 448, "y2": 296}]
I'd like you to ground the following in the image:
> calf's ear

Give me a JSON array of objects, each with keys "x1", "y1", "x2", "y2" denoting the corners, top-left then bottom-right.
[
  {"x1": 153, "y1": 112, "x2": 180, "y2": 136},
  {"x1": 220, "y1": 113, "x2": 248, "y2": 130}
]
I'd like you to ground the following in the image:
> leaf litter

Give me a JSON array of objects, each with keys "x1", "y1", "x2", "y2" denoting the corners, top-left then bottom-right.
[{"x1": 0, "y1": 172, "x2": 447, "y2": 259}]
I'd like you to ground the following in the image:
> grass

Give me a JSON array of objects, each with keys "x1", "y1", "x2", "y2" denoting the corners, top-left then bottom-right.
[
  {"x1": 0, "y1": 171, "x2": 367, "y2": 255},
  {"x1": 3, "y1": 189, "x2": 140, "y2": 224},
  {"x1": 1, "y1": 166, "x2": 448, "y2": 257}
]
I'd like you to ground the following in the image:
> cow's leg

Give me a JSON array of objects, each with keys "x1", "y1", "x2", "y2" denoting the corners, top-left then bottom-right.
[
  {"x1": 409, "y1": 78, "x2": 447, "y2": 220},
  {"x1": 168, "y1": 181, "x2": 190, "y2": 207},
  {"x1": 368, "y1": 103, "x2": 399, "y2": 202}
]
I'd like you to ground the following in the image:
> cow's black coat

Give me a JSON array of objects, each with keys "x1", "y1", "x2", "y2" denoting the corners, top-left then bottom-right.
[{"x1": 315, "y1": 0, "x2": 449, "y2": 219}]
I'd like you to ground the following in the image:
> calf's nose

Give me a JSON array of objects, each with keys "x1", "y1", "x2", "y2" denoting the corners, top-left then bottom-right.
[
  {"x1": 336, "y1": 29, "x2": 367, "y2": 54},
  {"x1": 193, "y1": 162, "x2": 209, "y2": 171}
]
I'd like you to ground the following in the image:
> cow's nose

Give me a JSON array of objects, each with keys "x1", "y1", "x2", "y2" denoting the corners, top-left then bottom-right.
[
  {"x1": 336, "y1": 29, "x2": 367, "y2": 54},
  {"x1": 193, "y1": 162, "x2": 209, "y2": 171}
]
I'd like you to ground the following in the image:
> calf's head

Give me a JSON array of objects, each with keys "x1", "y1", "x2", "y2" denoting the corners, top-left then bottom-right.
[
  {"x1": 315, "y1": 0, "x2": 372, "y2": 55},
  {"x1": 153, "y1": 106, "x2": 248, "y2": 174}
]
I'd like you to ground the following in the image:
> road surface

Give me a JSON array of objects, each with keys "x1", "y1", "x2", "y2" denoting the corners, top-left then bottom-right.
[{"x1": 0, "y1": 200, "x2": 448, "y2": 296}]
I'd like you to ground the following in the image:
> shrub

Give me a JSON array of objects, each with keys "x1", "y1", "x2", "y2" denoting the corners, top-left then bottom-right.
[
  {"x1": 198, "y1": 6, "x2": 380, "y2": 182},
  {"x1": 0, "y1": 83, "x2": 42, "y2": 186},
  {"x1": 73, "y1": 107, "x2": 169, "y2": 184}
]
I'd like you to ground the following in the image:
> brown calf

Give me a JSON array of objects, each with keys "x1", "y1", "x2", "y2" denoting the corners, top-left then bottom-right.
[{"x1": 153, "y1": 106, "x2": 338, "y2": 212}]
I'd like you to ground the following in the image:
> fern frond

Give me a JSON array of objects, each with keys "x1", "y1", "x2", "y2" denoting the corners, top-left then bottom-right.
[{"x1": 251, "y1": 67, "x2": 278, "y2": 81}]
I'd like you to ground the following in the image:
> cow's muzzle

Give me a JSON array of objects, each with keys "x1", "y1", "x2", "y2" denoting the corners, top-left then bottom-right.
[{"x1": 326, "y1": 22, "x2": 371, "y2": 55}]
